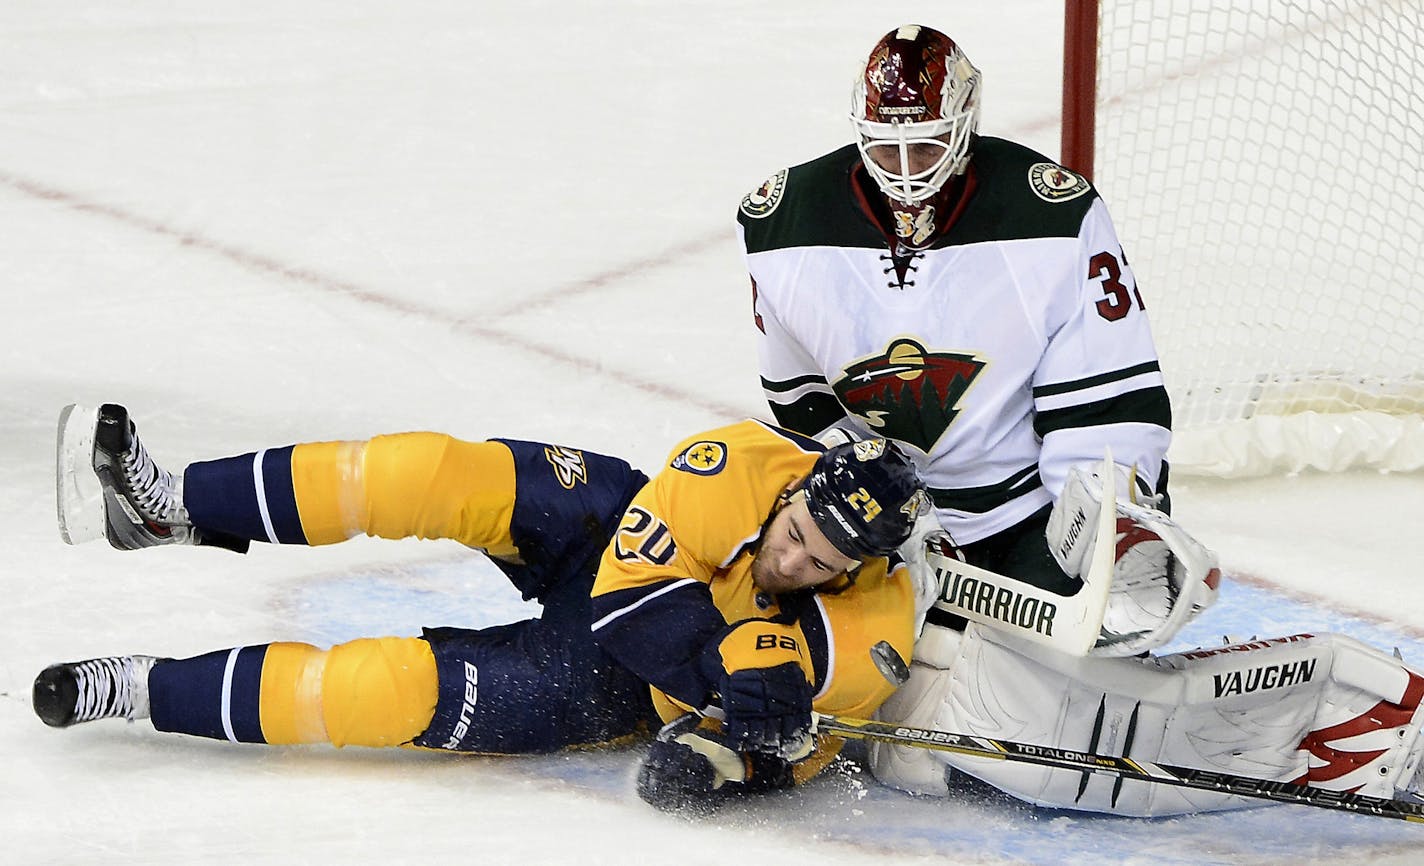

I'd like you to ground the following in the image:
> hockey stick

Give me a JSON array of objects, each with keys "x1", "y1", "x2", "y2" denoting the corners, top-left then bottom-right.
[
  {"x1": 926, "y1": 450, "x2": 1115, "y2": 656},
  {"x1": 816, "y1": 712, "x2": 1424, "y2": 824}
]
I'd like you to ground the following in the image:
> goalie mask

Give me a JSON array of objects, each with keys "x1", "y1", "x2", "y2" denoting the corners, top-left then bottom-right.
[
  {"x1": 851, "y1": 25, "x2": 982, "y2": 207},
  {"x1": 803, "y1": 438, "x2": 928, "y2": 560}
]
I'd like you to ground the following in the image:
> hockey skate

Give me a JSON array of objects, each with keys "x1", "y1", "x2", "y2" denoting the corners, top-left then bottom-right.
[
  {"x1": 32, "y1": 655, "x2": 163, "y2": 728},
  {"x1": 56, "y1": 403, "x2": 196, "y2": 549}
]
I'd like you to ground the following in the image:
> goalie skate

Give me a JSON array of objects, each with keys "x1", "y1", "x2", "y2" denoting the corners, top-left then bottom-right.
[{"x1": 55, "y1": 403, "x2": 196, "y2": 549}]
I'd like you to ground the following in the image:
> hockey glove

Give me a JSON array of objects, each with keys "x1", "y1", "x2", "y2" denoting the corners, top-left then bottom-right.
[
  {"x1": 898, "y1": 509, "x2": 952, "y2": 637},
  {"x1": 703, "y1": 620, "x2": 816, "y2": 761},
  {"x1": 636, "y1": 715, "x2": 795, "y2": 816},
  {"x1": 1046, "y1": 462, "x2": 1221, "y2": 657}
]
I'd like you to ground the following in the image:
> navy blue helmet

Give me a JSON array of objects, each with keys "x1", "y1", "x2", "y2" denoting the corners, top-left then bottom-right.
[{"x1": 803, "y1": 438, "x2": 928, "y2": 559}]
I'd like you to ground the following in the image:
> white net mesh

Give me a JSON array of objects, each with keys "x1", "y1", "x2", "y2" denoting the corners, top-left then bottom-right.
[{"x1": 1091, "y1": 0, "x2": 1424, "y2": 475}]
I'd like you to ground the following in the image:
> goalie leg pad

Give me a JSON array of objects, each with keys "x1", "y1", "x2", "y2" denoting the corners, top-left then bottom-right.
[
  {"x1": 877, "y1": 626, "x2": 1424, "y2": 814},
  {"x1": 1154, "y1": 633, "x2": 1424, "y2": 801},
  {"x1": 919, "y1": 625, "x2": 1214, "y2": 815},
  {"x1": 867, "y1": 623, "x2": 963, "y2": 797}
]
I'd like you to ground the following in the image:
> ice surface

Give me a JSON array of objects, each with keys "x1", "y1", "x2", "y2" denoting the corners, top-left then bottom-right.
[{"x1": 2, "y1": 3, "x2": 1421, "y2": 864}]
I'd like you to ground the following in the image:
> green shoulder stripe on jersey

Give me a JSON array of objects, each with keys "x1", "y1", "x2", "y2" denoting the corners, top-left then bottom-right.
[
  {"x1": 761, "y1": 372, "x2": 832, "y2": 394},
  {"x1": 768, "y1": 391, "x2": 847, "y2": 440},
  {"x1": 1032, "y1": 361, "x2": 1163, "y2": 399},
  {"x1": 927, "y1": 464, "x2": 1041, "y2": 515},
  {"x1": 1033, "y1": 386, "x2": 1173, "y2": 438},
  {"x1": 738, "y1": 138, "x2": 1100, "y2": 255}
]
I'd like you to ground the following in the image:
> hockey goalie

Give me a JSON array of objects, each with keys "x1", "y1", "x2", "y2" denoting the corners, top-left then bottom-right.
[{"x1": 870, "y1": 462, "x2": 1424, "y2": 816}]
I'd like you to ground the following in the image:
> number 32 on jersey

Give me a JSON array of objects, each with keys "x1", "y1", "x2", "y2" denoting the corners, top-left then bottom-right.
[{"x1": 1091, "y1": 248, "x2": 1145, "y2": 322}]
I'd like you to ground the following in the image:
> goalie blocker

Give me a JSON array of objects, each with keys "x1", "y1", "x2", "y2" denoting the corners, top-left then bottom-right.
[
  {"x1": 917, "y1": 458, "x2": 1221, "y2": 658},
  {"x1": 869, "y1": 623, "x2": 1424, "y2": 816}
]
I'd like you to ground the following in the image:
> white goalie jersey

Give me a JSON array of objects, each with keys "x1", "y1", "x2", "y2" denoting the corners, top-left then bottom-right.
[{"x1": 739, "y1": 138, "x2": 1171, "y2": 544}]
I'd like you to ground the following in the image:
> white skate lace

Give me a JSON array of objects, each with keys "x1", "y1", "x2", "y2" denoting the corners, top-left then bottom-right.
[
  {"x1": 120, "y1": 438, "x2": 181, "y2": 523},
  {"x1": 71, "y1": 657, "x2": 138, "y2": 723}
]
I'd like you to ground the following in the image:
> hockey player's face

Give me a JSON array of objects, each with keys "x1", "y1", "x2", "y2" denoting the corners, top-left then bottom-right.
[
  {"x1": 752, "y1": 496, "x2": 861, "y2": 594},
  {"x1": 864, "y1": 133, "x2": 952, "y2": 178}
]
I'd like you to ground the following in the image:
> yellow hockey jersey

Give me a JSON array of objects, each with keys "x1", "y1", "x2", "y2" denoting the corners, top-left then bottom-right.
[{"x1": 590, "y1": 419, "x2": 915, "y2": 779}]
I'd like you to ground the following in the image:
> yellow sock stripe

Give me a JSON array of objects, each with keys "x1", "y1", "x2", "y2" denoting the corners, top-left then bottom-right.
[
  {"x1": 290, "y1": 441, "x2": 366, "y2": 545},
  {"x1": 258, "y1": 642, "x2": 329, "y2": 745}
]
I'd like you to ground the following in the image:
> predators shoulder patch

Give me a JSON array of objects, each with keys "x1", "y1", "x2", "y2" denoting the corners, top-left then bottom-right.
[
  {"x1": 671, "y1": 440, "x2": 728, "y2": 476},
  {"x1": 1028, "y1": 163, "x2": 1091, "y2": 202},
  {"x1": 740, "y1": 169, "x2": 788, "y2": 219}
]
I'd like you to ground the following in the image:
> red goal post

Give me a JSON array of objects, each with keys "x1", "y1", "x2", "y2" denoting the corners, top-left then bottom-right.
[{"x1": 1060, "y1": 1, "x2": 1424, "y2": 477}]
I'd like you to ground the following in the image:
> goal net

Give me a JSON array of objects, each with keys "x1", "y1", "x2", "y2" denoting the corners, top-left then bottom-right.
[{"x1": 1063, "y1": 0, "x2": 1424, "y2": 477}]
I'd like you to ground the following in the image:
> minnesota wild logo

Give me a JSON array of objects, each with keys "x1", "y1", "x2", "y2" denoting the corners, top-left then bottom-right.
[
  {"x1": 740, "y1": 169, "x2": 788, "y2": 219},
  {"x1": 832, "y1": 338, "x2": 986, "y2": 453},
  {"x1": 1028, "y1": 162, "x2": 1091, "y2": 202}
]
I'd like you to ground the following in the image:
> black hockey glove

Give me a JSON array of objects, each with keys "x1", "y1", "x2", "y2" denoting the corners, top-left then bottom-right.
[
  {"x1": 704, "y1": 620, "x2": 816, "y2": 760},
  {"x1": 636, "y1": 715, "x2": 794, "y2": 816}
]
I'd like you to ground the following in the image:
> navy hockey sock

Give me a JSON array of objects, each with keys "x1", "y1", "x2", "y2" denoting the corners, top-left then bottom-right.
[
  {"x1": 149, "y1": 645, "x2": 271, "y2": 742},
  {"x1": 183, "y1": 447, "x2": 306, "y2": 544}
]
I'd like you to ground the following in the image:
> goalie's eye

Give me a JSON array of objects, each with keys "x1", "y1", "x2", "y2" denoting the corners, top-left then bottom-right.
[{"x1": 862, "y1": 137, "x2": 952, "y2": 175}]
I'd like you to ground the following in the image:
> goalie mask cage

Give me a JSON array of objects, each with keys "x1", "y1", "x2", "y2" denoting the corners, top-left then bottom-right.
[{"x1": 1062, "y1": 0, "x2": 1424, "y2": 477}]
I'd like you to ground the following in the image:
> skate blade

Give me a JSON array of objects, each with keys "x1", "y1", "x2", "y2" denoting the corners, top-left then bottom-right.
[{"x1": 55, "y1": 403, "x2": 103, "y2": 544}]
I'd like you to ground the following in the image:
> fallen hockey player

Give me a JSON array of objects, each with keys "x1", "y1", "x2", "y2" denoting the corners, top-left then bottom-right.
[
  {"x1": 35, "y1": 403, "x2": 926, "y2": 815},
  {"x1": 33, "y1": 403, "x2": 1424, "y2": 818}
]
